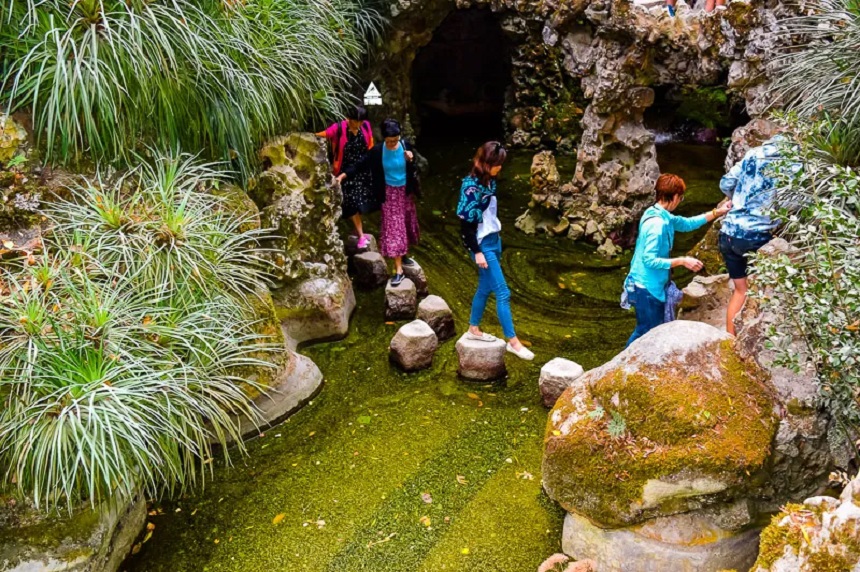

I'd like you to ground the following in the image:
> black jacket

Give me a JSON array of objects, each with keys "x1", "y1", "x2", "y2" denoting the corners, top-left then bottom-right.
[{"x1": 343, "y1": 141, "x2": 419, "y2": 205}]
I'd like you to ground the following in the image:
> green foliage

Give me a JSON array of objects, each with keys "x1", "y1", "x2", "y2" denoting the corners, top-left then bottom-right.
[
  {"x1": 752, "y1": 116, "x2": 860, "y2": 424},
  {"x1": 676, "y1": 86, "x2": 730, "y2": 130},
  {"x1": 607, "y1": 409, "x2": 626, "y2": 439},
  {"x1": 0, "y1": 153, "x2": 276, "y2": 512},
  {"x1": 0, "y1": 0, "x2": 383, "y2": 179},
  {"x1": 774, "y1": 0, "x2": 860, "y2": 126}
]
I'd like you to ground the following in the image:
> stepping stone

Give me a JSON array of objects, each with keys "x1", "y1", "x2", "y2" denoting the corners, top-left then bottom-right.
[
  {"x1": 456, "y1": 333, "x2": 507, "y2": 381},
  {"x1": 389, "y1": 319, "x2": 438, "y2": 371},
  {"x1": 417, "y1": 295, "x2": 455, "y2": 342},
  {"x1": 345, "y1": 234, "x2": 378, "y2": 257},
  {"x1": 353, "y1": 251, "x2": 388, "y2": 290},
  {"x1": 384, "y1": 278, "x2": 417, "y2": 321},
  {"x1": 402, "y1": 261, "x2": 429, "y2": 297},
  {"x1": 539, "y1": 357, "x2": 585, "y2": 407}
]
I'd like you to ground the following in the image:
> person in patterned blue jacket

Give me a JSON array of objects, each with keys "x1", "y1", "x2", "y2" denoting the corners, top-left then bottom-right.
[
  {"x1": 457, "y1": 141, "x2": 534, "y2": 361},
  {"x1": 719, "y1": 135, "x2": 799, "y2": 335}
]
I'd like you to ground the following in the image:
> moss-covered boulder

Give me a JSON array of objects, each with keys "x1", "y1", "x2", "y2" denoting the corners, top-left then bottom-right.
[
  {"x1": 0, "y1": 495, "x2": 145, "y2": 572},
  {"x1": 543, "y1": 320, "x2": 778, "y2": 528},
  {"x1": 253, "y1": 133, "x2": 355, "y2": 346},
  {"x1": 752, "y1": 476, "x2": 860, "y2": 572}
]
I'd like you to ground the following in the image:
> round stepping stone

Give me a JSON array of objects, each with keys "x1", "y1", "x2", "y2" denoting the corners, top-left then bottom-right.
[
  {"x1": 345, "y1": 234, "x2": 378, "y2": 257},
  {"x1": 402, "y1": 262, "x2": 429, "y2": 297},
  {"x1": 539, "y1": 357, "x2": 585, "y2": 407},
  {"x1": 455, "y1": 333, "x2": 507, "y2": 381},
  {"x1": 417, "y1": 295, "x2": 455, "y2": 341},
  {"x1": 384, "y1": 278, "x2": 417, "y2": 321},
  {"x1": 354, "y1": 251, "x2": 388, "y2": 290},
  {"x1": 389, "y1": 319, "x2": 438, "y2": 371}
]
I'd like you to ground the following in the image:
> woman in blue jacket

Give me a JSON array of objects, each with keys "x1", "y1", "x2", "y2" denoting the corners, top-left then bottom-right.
[{"x1": 624, "y1": 174, "x2": 732, "y2": 347}]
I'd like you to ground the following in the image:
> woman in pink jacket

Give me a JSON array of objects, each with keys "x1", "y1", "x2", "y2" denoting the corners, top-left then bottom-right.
[{"x1": 316, "y1": 106, "x2": 376, "y2": 249}]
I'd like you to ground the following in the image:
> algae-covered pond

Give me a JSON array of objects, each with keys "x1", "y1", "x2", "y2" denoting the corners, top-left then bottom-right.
[{"x1": 124, "y1": 141, "x2": 725, "y2": 572}]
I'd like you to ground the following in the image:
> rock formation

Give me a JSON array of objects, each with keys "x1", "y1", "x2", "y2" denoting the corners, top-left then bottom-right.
[
  {"x1": 455, "y1": 333, "x2": 507, "y2": 381},
  {"x1": 368, "y1": 0, "x2": 794, "y2": 249},
  {"x1": 389, "y1": 319, "x2": 439, "y2": 371},
  {"x1": 253, "y1": 133, "x2": 356, "y2": 346}
]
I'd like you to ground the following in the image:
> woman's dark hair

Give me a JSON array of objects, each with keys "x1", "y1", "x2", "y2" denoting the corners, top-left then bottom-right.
[
  {"x1": 470, "y1": 141, "x2": 507, "y2": 186},
  {"x1": 655, "y1": 173, "x2": 686, "y2": 203},
  {"x1": 347, "y1": 105, "x2": 368, "y2": 122},
  {"x1": 381, "y1": 118, "x2": 401, "y2": 138}
]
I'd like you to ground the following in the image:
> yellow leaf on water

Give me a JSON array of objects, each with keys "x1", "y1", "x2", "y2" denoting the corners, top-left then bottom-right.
[
  {"x1": 466, "y1": 393, "x2": 479, "y2": 400},
  {"x1": 461, "y1": 547, "x2": 470, "y2": 555},
  {"x1": 308, "y1": 431, "x2": 316, "y2": 437},
  {"x1": 558, "y1": 283, "x2": 566, "y2": 289},
  {"x1": 272, "y1": 513, "x2": 286, "y2": 525},
  {"x1": 456, "y1": 475, "x2": 468, "y2": 485},
  {"x1": 146, "y1": 522, "x2": 156, "y2": 531}
]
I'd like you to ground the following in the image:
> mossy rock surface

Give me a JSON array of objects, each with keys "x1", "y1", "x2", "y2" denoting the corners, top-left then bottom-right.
[{"x1": 543, "y1": 320, "x2": 777, "y2": 528}]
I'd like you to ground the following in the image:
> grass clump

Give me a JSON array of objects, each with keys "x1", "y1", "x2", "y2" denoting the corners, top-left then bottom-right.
[
  {"x1": 0, "y1": 0, "x2": 383, "y2": 179},
  {"x1": 0, "y1": 153, "x2": 277, "y2": 513}
]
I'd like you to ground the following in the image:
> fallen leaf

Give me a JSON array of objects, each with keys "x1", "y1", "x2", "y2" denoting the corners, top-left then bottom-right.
[
  {"x1": 466, "y1": 393, "x2": 479, "y2": 400},
  {"x1": 214, "y1": 538, "x2": 220, "y2": 544},
  {"x1": 2, "y1": 241, "x2": 13, "y2": 249},
  {"x1": 421, "y1": 492, "x2": 433, "y2": 504},
  {"x1": 131, "y1": 543, "x2": 142, "y2": 555},
  {"x1": 316, "y1": 519, "x2": 326, "y2": 529},
  {"x1": 456, "y1": 475, "x2": 468, "y2": 485},
  {"x1": 461, "y1": 547, "x2": 470, "y2": 555},
  {"x1": 521, "y1": 340, "x2": 532, "y2": 348},
  {"x1": 552, "y1": 430, "x2": 561, "y2": 436},
  {"x1": 419, "y1": 515, "x2": 431, "y2": 527},
  {"x1": 558, "y1": 283, "x2": 566, "y2": 289},
  {"x1": 517, "y1": 471, "x2": 535, "y2": 481},
  {"x1": 357, "y1": 415, "x2": 372, "y2": 425},
  {"x1": 272, "y1": 513, "x2": 286, "y2": 525},
  {"x1": 143, "y1": 530, "x2": 153, "y2": 543},
  {"x1": 385, "y1": 321, "x2": 395, "y2": 325},
  {"x1": 308, "y1": 431, "x2": 316, "y2": 437},
  {"x1": 146, "y1": 522, "x2": 156, "y2": 531}
]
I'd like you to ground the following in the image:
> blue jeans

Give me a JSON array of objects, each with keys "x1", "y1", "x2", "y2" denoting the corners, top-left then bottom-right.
[
  {"x1": 469, "y1": 233, "x2": 516, "y2": 339},
  {"x1": 626, "y1": 285, "x2": 665, "y2": 348}
]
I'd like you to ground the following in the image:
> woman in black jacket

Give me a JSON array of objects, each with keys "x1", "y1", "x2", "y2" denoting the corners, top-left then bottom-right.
[{"x1": 338, "y1": 118, "x2": 419, "y2": 286}]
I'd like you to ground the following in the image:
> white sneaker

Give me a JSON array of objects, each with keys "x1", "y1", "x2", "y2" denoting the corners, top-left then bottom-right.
[
  {"x1": 506, "y1": 342, "x2": 535, "y2": 361},
  {"x1": 465, "y1": 331, "x2": 497, "y2": 342}
]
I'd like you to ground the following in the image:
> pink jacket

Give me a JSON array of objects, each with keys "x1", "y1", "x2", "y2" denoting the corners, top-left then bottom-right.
[{"x1": 324, "y1": 120, "x2": 374, "y2": 175}]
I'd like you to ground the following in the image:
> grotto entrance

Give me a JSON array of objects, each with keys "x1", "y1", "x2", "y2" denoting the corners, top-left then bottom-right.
[
  {"x1": 411, "y1": 8, "x2": 513, "y2": 140},
  {"x1": 644, "y1": 85, "x2": 749, "y2": 145}
]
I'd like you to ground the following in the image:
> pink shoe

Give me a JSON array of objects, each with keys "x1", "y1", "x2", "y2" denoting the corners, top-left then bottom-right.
[{"x1": 357, "y1": 234, "x2": 370, "y2": 249}]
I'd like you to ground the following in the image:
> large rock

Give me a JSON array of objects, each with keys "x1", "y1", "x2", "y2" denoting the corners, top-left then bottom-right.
[
  {"x1": 562, "y1": 503, "x2": 761, "y2": 572},
  {"x1": 685, "y1": 221, "x2": 725, "y2": 277},
  {"x1": 539, "y1": 357, "x2": 585, "y2": 408},
  {"x1": 416, "y1": 295, "x2": 455, "y2": 341},
  {"x1": 273, "y1": 275, "x2": 355, "y2": 347},
  {"x1": 353, "y1": 252, "x2": 389, "y2": 290},
  {"x1": 752, "y1": 475, "x2": 860, "y2": 571},
  {"x1": 384, "y1": 278, "x2": 417, "y2": 321},
  {"x1": 389, "y1": 319, "x2": 438, "y2": 371},
  {"x1": 455, "y1": 333, "x2": 507, "y2": 381},
  {"x1": 543, "y1": 321, "x2": 777, "y2": 528},
  {"x1": 679, "y1": 274, "x2": 733, "y2": 330},
  {"x1": 0, "y1": 495, "x2": 146, "y2": 572},
  {"x1": 252, "y1": 133, "x2": 356, "y2": 346}
]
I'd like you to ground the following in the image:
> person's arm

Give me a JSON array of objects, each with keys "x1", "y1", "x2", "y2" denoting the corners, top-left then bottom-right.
[
  {"x1": 460, "y1": 219, "x2": 482, "y2": 255},
  {"x1": 641, "y1": 219, "x2": 703, "y2": 271},
  {"x1": 338, "y1": 146, "x2": 373, "y2": 181},
  {"x1": 720, "y1": 158, "x2": 744, "y2": 198}
]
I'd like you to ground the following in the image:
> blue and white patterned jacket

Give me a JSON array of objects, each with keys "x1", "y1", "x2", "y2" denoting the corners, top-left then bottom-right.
[{"x1": 719, "y1": 137, "x2": 799, "y2": 240}]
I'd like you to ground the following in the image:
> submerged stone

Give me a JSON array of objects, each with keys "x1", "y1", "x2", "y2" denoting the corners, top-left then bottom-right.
[
  {"x1": 417, "y1": 295, "x2": 455, "y2": 341},
  {"x1": 389, "y1": 319, "x2": 438, "y2": 371},
  {"x1": 384, "y1": 278, "x2": 417, "y2": 321},
  {"x1": 455, "y1": 333, "x2": 507, "y2": 381}
]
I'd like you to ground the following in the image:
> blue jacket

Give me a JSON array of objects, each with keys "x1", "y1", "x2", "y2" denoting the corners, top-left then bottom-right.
[
  {"x1": 625, "y1": 204, "x2": 707, "y2": 302},
  {"x1": 719, "y1": 137, "x2": 798, "y2": 240}
]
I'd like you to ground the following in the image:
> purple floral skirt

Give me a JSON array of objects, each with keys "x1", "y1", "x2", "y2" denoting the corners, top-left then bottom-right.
[{"x1": 380, "y1": 185, "x2": 419, "y2": 258}]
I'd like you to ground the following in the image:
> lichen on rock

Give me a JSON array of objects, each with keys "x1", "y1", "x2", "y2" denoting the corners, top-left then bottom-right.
[{"x1": 542, "y1": 320, "x2": 778, "y2": 528}]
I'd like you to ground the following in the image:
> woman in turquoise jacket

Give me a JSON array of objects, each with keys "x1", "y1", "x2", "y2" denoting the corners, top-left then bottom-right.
[{"x1": 624, "y1": 174, "x2": 732, "y2": 347}]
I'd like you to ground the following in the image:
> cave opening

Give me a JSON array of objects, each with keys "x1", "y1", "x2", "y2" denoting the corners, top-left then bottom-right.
[
  {"x1": 644, "y1": 84, "x2": 750, "y2": 145},
  {"x1": 411, "y1": 8, "x2": 513, "y2": 142}
]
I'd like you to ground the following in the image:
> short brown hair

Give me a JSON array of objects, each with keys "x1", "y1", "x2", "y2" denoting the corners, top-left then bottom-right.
[{"x1": 655, "y1": 173, "x2": 686, "y2": 203}]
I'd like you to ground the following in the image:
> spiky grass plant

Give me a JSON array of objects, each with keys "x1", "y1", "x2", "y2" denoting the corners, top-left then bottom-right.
[
  {"x1": 0, "y1": 153, "x2": 278, "y2": 512},
  {"x1": 775, "y1": 0, "x2": 860, "y2": 125},
  {"x1": 0, "y1": 0, "x2": 383, "y2": 179}
]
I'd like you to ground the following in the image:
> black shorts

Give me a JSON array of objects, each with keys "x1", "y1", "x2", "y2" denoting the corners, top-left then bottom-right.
[{"x1": 718, "y1": 232, "x2": 770, "y2": 279}]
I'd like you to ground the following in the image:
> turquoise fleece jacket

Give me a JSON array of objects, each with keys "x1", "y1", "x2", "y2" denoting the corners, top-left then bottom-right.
[{"x1": 625, "y1": 204, "x2": 707, "y2": 302}]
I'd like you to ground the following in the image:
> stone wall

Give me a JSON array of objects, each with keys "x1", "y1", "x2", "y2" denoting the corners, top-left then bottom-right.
[{"x1": 369, "y1": 0, "x2": 794, "y2": 248}]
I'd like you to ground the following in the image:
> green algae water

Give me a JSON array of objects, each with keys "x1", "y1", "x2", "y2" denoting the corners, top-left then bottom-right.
[{"x1": 124, "y1": 142, "x2": 725, "y2": 572}]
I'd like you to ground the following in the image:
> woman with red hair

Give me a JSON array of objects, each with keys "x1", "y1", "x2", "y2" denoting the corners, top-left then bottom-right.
[{"x1": 623, "y1": 174, "x2": 731, "y2": 347}]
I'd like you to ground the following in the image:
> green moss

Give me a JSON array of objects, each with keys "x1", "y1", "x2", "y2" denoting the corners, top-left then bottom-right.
[
  {"x1": 752, "y1": 505, "x2": 805, "y2": 570},
  {"x1": 544, "y1": 340, "x2": 777, "y2": 526}
]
